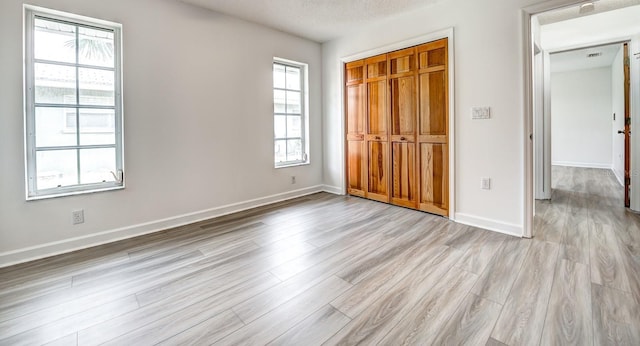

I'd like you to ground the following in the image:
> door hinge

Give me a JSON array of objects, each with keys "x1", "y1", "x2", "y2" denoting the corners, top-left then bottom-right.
[
  {"x1": 626, "y1": 177, "x2": 631, "y2": 186},
  {"x1": 626, "y1": 117, "x2": 632, "y2": 126},
  {"x1": 625, "y1": 56, "x2": 630, "y2": 66}
]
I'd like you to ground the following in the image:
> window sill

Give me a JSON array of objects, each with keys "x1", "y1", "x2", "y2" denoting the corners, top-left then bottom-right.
[
  {"x1": 275, "y1": 162, "x2": 310, "y2": 169},
  {"x1": 27, "y1": 184, "x2": 125, "y2": 201}
]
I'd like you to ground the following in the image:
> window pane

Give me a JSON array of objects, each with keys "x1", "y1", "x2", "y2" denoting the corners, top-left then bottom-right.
[
  {"x1": 80, "y1": 109, "x2": 116, "y2": 145},
  {"x1": 274, "y1": 115, "x2": 286, "y2": 139},
  {"x1": 35, "y1": 63, "x2": 76, "y2": 105},
  {"x1": 36, "y1": 149, "x2": 78, "y2": 190},
  {"x1": 78, "y1": 27, "x2": 115, "y2": 68},
  {"x1": 286, "y1": 91, "x2": 300, "y2": 114},
  {"x1": 287, "y1": 115, "x2": 301, "y2": 138},
  {"x1": 35, "y1": 107, "x2": 77, "y2": 147},
  {"x1": 274, "y1": 89, "x2": 285, "y2": 113},
  {"x1": 286, "y1": 139, "x2": 302, "y2": 162},
  {"x1": 275, "y1": 140, "x2": 286, "y2": 163},
  {"x1": 80, "y1": 148, "x2": 116, "y2": 184},
  {"x1": 34, "y1": 18, "x2": 76, "y2": 64},
  {"x1": 273, "y1": 64, "x2": 285, "y2": 89},
  {"x1": 79, "y1": 68, "x2": 114, "y2": 106},
  {"x1": 285, "y1": 66, "x2": 301, "y2": 91}
]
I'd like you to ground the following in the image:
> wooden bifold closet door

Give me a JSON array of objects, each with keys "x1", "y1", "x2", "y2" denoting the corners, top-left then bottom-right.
[{"x1": 345, "y1": 38, "x2": 449, "y2": 217}]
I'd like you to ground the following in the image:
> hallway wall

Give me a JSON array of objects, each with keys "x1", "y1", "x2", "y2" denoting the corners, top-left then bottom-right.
[{"x1": 551, "y1": 67, "x2": 613, "y2": 168}]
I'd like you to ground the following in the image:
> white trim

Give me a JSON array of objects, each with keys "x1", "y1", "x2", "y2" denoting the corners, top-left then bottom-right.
[
  {"x1": 455, "y1": 213, "x2": 523, "y2": 238},
  {"x1": 322, "y1": 184, "x2": 344, "y2": 195},
  {"x1": 522, "y1": 0, "x2": 586, "y2": 239},
  {"x1": 551, "y1": 161, "x2": 613, "y2": 169},
  {"x1": 0, "y1": 185, "x2": 325, "y2": 268},
  {"x1": 338, "y1": 27, "x2": 456, "y2": 216},
  {"x1": 613, "y1": 169, "x2": 625, "y2": 186}
]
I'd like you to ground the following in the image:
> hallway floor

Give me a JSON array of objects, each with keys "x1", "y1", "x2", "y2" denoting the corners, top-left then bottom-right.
[{"x1": 534, "y1": 165, "x2": 640, "y2": 345}]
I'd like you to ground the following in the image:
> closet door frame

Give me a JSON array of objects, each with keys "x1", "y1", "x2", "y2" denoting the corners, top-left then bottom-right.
[{"x1": 340, "y1": 28, "x2": 455, "y2": 219}]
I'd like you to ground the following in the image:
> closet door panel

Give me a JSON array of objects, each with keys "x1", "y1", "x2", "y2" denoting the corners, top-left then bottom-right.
[
  {"x1": 419, "y1": 142, "x2": 448, "y2": 215},
  {"x1": 391, "y1": 77, "x2": 416, "y2": 138},
  {"x1": 391, "y1": 141, "x2": 416, "y2": 207},
  {"x1": 346, "y1": 84, "x2": 365, "y2": 138},
  {"x1": 367, "y1": 140, "x2": 389, "y2": 202},
  {"x1": 345, "y1": 60, "x2": 366, "y2": 196},
  {"x1": 417, "y1": 38, "x2": 449, "y2": 216},
  {"x1": 367, "y1": 81, "x2": 387, "y2": 136},
  {"x1": 419, "y1": 70, "x2": 446, "y2": 136},
  {"x1": 347, "y1": 141, "x2": 365, "y2": 196}
]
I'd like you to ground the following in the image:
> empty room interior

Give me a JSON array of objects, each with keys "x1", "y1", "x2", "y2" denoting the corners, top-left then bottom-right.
[{"x1": 1, "y1": 0, "x2": 640, "y2": 345}]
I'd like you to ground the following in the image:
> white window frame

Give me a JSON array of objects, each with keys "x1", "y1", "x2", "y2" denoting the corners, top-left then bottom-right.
[
  {"x1": 273, "y1": 58, "x2": 310, "y2": 168},
  {"x1": 24, "y1": 5, "x2": 124, "y2": 200}
]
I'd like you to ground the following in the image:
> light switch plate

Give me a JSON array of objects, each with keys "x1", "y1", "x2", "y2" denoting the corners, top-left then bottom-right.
[
  {"x1": 481, "y1": 178, "x2": 491, "y2": 190},
  {"x1": 472, "y1": 107, "x2": 491, "y2": 119}
]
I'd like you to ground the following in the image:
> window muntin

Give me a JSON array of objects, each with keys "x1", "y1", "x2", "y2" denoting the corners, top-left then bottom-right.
[
  {"x1": 273, "y1": 60, "x2": 308, "y2": 167},
  {"x1": 25, "y1": 7, "x2": 123, "y2": 199}
]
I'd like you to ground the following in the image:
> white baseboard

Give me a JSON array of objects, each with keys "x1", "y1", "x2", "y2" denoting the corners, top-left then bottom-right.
[
  {"x1": 454, "y1": 213, "x2": 523, "y2": 237},
  {"x1": 613, "y1": 169, "x2": 625, "y2": 186},
  {"x1": 552, "y1": 161, "x2": 612, "y2": 169},
  {"x1": 322, "y1": 185, "x2": 344, "y2": 195},
  {"x1": 0, "y1": 185, "x2": 326, "y2": 268}
]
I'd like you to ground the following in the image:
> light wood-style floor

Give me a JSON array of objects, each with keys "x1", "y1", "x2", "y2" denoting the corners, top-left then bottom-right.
[{"x1": 1, "y1": 166, "x2": 639, "y2": 345}]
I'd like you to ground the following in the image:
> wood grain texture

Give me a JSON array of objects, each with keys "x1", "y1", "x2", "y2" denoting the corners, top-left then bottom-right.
[
  {"x1": 267, "y1": 305, "x2": 350, "y2": 346},
  {"x1": 1, "y1": 167, "x2": 639, "y2": 346},
  {"x1": 536, "y1": 203, "x2": 567, "y2": 243},
  {"x1": 456, "y1": 230, "x2": 507, "y2": 275},
  {"x1": 391, "y1": 141, "x2": 416, "y2": 207},
  {"x1": 77, "y1": 272, "x2": 280, "y2": 346},
  {"x1": 103, "y1": 309, "x2": 243, "y2": 346},
  {"x1": 346, "y1": 39, "x2": 448, "y2": 216},
  {"x1": 590, "y1": 222, "x2": 631, "y2": 292},
  {"x1": 428, "y1": 293, "x2": 502, "y2": 346},
  {"x1": 157, "y1": 310, "x2": 244, "y2": 346},
  {"x1": 540, "y1": 259, "x2": 592, "y2": 346},
  {"x1": 328, "y1": 254, "x2": 469, "y2": 345},
  {"x1": 560, "y1": 211, "x2": 591, "y2": 265},
  {"x1": 591, "y1": 283, "x2": 635, "y2": 345},
  {"x1": 43, "y1": 333, "x2": 77, "y2": 346},
  {"x1": 214, "y1": 276, "x2": 351, "y2": 345},
  {"x1": 485, "y1": 337, "x2": 508, "y2": 346},
  {"x1": 376, "y1": 267, "x2": 478, "y2": 345},
  {"x1": 471, "y1": 236, "x2": 532, "y2": 305},
  {"x1": 490, "y1": 240, "x2": 559, "y2": 346}
]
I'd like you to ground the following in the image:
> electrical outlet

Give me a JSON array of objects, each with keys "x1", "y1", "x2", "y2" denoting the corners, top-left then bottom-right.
[
  {"x1": 481, "y1": 178, "x2": 491, "y2": 190},
  {"x1": 472, "y1": 107, "x2": 491, "y2": 119},
  {"x1": 291, "y1": 176, "x2": 296, "y2": 184},
  {"x1": 72, "y1": 209, "x2": 84, "y2": 225}
]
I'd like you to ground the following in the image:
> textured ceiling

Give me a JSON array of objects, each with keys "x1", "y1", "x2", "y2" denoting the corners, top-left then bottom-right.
[
  {"x1": 550, "y1": 43, "x2": 621, "y2": 72},
  {"x1": 537, "y1": 0, "x2": 640, "y2": 25},
  {"x1": 179, "y1": 0, "x2": 440, "y2": 42}
]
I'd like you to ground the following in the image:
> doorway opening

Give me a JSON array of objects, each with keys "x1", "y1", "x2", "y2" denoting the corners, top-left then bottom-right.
[{"x1": 524, "y1": 0, "x2": 639, "y2": 238}]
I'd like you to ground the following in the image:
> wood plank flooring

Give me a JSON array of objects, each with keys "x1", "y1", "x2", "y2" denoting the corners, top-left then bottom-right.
[{"x1": 0, "y1": 166, "x2": 639, "y2": 345}]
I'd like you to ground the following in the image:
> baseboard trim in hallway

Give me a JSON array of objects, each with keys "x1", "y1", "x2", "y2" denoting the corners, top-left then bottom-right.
[{"x1": 455, "y1": 213, "x2": 523, "y2": 237}]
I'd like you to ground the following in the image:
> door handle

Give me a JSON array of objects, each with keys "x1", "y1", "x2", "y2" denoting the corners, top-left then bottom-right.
[
  {"x1": 618, "y1": 130, "x2": 626, "y2": 134},
  {"x1": 400, "y1": 137, "x2": 406, "y2": 141}
]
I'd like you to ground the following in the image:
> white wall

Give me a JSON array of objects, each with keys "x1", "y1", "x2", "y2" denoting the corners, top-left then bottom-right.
[
  {"x1": 612, "y1": 46, "x2": 625, "y2": 185},
  {"x1": 0, "y1": 0, "x2": 323, "y2": 266},
  {"x1": 322, "y1": 0, "x2": 553, "y2": 236},
  {"x1": 550, "y1": 67, "x2": 613, "y2": 168}
]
